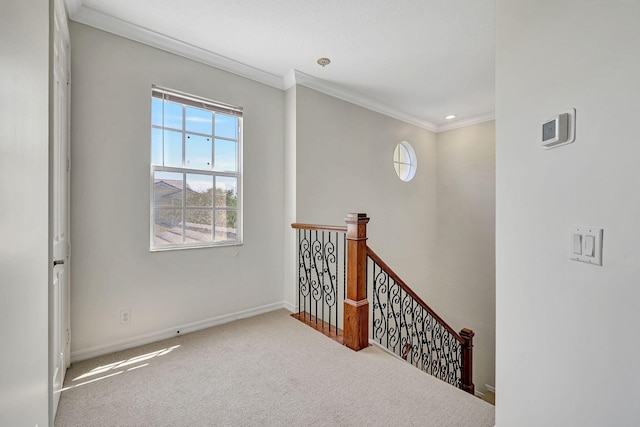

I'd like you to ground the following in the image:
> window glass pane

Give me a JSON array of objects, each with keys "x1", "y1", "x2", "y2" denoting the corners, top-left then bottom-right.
[
  {"x1": 214, "y1": 114, "x2": 238, "y2": 139},
  {"x1": 151, "y1": 128, "x2": 163, "y2": 165},
  {"x1": 150, "y1": 88, "x2": 242, "y2": 249},
  {"x1": 393, "y1": 141, "x2": 417, "y2": 182},
  {"x1": 185, "y1": 107, "x2": 212, "y2": 135},
  {"x1": 214, "y1": 139, "x2": 237, "y2": 171},
  {"x1": 154, "y1": 172, "x2": 183, "y2": 207},
  {"x1": 407, "y1": 164, "x2": 415, "y2": 180},
  {"x1": 186, "y1": 174, "x2": 213, "y2": 207},
  {"x1": 215, "y1": 177, "x2": 237, "y2": 208},
  {"x1": 185, "y1": 133, "x2": 212, "y2": 170},
  {"x1": 397, "y1": 144, "x2": 409, "y2": 163},
  {"x1": 164, "y1": 130, "x2": 183, "y2": 167},
  {"x1": 154, "y1": 209, "x2": 183, "y2": 245},
  {"x1": 151, "y1": 98, "x2": 163, "y2": 127},
  {"x1": 163, "y1": 101, "x2": 183, "y2": 130},
  {"x1": 185, "y1": 209, "x2": 213, "y2": 243},
  {"x1": 215, "y1": 210, "x2": 237, "y2": 241},
  {"x1": 394, "y1": 161, "x2": 402, "y2": 178},
  {"x1": 398, "y1": 163, "x2": 409, "y2": 181}
]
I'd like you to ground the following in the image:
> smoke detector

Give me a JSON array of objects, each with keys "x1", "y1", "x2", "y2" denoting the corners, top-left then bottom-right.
[{"x1": 317, "y1": 57, "x2": 331, "y2": 67}]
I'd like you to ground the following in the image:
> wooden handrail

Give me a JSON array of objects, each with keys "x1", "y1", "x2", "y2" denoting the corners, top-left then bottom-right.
[
  {"x1": 292, "y1": 213, "x2": 474, "y2": 394},
  {"x1": 291, "y1": 223, "x2": 347, "y2": 233},
  {"x1": 365, "y1": 245, "x2": 463, "y2": 344}
]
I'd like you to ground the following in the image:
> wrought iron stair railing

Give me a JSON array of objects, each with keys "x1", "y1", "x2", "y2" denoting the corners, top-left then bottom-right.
[
  {"x1": 367, "y1": 246, "x2": 474, "y2": 393},
  {"x1": 291, "y1": 213, "x2": 474, "y2": 394},
  {"x1": 291, "y1": 223, "x2": 347, "y2": 343}
]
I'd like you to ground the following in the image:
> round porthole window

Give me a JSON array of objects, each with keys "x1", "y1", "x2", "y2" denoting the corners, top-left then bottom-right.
[{"x1": 393, "y1": 141, "x2": 417, "y2": 182}]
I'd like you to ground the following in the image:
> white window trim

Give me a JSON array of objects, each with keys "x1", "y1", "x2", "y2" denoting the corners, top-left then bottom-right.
[
  {"x1": 393, "y1": 141, "x2": 417, "y2": 182},
  {"x1": 150, "y1": 86, "x2": 243, "y2": 252}
]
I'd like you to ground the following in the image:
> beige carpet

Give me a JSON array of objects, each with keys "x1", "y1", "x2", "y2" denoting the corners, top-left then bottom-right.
[{"x1": 55, "y1": 309, "x2": 494, "y2": 426}]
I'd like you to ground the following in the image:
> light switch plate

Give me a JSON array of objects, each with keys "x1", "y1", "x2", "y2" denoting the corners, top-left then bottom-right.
[{"x1": 570, "y1": 226, "x2": 603, "y2": 266}]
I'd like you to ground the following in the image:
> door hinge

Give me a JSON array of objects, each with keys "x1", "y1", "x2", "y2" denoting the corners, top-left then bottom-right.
[
  {"x1": 66, "y1": 329, "x2": 70, "y2": 345},
  {"x1": 66, "y1": 157, "x2": 70, "y2": 172}
]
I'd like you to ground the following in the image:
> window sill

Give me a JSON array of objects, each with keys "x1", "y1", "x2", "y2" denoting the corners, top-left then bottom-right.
[{"x1": 150, "y1": 240, "x2": 243, "y2": 252}]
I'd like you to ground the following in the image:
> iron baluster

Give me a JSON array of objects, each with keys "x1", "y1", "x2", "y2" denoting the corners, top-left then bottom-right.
[
  {"x1": 292, "y1": 218, "x2": 473, "y2": 393},
  {"x1": 321, "y1": 230, "x2": 325, "y2": 328},
  {"x1": 292, "y1": 225, "x2": 346, "y2": 337},
  {"x1": 341, "y1": 232, "x2": 344, "y2": 334},
  {"x1": 366, "y1": 250, "x2": 467, "y2": 390},
  {"x1": 297, "y1": 229, "x2": 301, "y2": 317}
]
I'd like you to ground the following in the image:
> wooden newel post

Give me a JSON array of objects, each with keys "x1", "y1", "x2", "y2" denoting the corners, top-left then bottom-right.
[
  {"x1": 343, "y1": 213, "x2": 370, "y2": 351},
  {"x1": 460, "y1": 328, "x2": 475, "y2": 395}
]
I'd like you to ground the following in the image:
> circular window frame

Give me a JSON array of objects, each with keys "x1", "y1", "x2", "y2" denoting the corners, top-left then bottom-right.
[{"x1": 393, "y1": 141, "x2": 417, "y2": 182}]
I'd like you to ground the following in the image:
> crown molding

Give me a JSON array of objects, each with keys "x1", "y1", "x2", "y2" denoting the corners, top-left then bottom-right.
[
  {"x1": 282, "y1": 69, "x2": 297, "y2": 92},
  {"x1": 63, "y1": 2, "x2": 494, "y2": 134},
  {"x1": 436, "y1": 112, "x2": 496, "y2": 133},
  {"x1": 63, "y1": 0, "x2": 82, "y2": 17},
  {"x1": 65, "y1": 3, "x2": 284, "y2": 90},
  {"x1": 288, "y1": 70, "x2": 439, "y2": 132}
]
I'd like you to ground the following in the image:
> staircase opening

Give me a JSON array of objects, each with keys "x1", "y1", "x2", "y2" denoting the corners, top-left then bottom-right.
[{"x1": 292, "y1": 212, "x2": 474, "y2": 394}]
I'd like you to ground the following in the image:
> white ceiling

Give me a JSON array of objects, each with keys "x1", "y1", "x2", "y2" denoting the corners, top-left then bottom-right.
[{"x1": 65, "y1": 0, "x2": 495, "y2": 132}]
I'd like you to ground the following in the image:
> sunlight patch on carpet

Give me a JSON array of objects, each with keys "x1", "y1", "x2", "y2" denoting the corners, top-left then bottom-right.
[{"x1": 72, "y1": 345, "x2": 181, "y2": 382}]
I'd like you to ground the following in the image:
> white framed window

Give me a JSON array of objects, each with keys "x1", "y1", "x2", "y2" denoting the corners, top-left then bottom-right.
[
  {"x1": 393, "y1": 141, "x2": 417, "y2": 182},
  {"x1": 150, "y1": 86, "x2": 242, "y2": 251}
]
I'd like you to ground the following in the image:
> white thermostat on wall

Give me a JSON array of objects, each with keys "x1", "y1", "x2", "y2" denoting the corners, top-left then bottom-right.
[{"x1": 541, "y1": 108, "x2": 576, "y2": 149}]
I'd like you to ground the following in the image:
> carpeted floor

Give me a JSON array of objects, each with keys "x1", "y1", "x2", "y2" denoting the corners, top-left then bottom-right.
[{"x1": 55, "y1": 309, "x2": 494, "y2": 426}]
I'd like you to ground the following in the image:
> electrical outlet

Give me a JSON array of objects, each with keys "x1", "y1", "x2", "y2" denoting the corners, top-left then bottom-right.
[{"x1": 120, "y1": 309, "x2": 131, "y2": 324}]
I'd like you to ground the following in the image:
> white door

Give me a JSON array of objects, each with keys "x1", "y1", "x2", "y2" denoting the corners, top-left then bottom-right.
[{"x1": 51, "y1": 0, "x2": 71, "y2": 417}]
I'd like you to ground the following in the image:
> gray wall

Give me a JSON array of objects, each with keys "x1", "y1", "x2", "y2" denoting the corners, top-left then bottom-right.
[
  {"x1": 293, "y1": 86, "x2": 496, "y2": 391},
  {"x1": 70, "y1": 23, "x2": 285, "y2": 358},
  {"x1": 0, "y1": 0, "x2": 50, "y2": 425},
  {"x1": 69, "y1": 21, "x2": 497, "y2": 398},
  {"x1": 436, "y1": 121, "x2": 495, "y2": 393},
  {"x1": 283, "y1": 86, "x2": 297, "y2": 309},
  {"x1": 496, "y1": 1, "x2": 640, "y2": 425},
  {"x1": 295, "y1": 85, "x2": 438, "y2": 290}
]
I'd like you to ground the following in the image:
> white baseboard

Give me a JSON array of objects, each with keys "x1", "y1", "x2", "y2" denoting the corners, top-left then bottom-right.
[
  {"x1": 370, "y1": 340, "x2": 493, "y2": 400},
  {"x1": 282, "y1": 301, "x2": 297, "y2": 313},
  {"x1": 71, "y1": 302, "x2": 287, "y2": 363},
  {"x1": 368, "y1": 339, "x2": 405, "y2": 361},
  {"x1": 476, "y1": 384, "x2": 495, "y2": 398}
]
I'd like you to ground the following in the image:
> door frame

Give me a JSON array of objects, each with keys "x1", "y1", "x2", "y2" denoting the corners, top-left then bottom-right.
[{"x1": 50, "y1": 0, "x2": 71, "y2": 421}]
